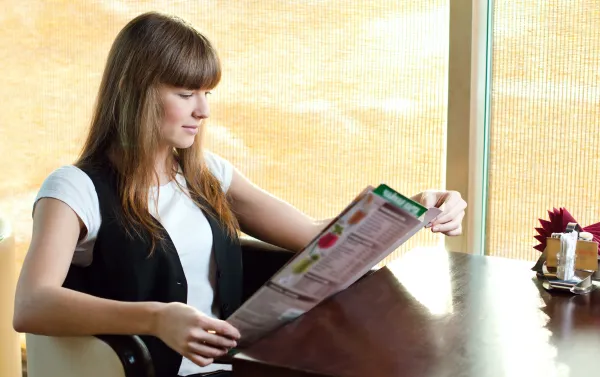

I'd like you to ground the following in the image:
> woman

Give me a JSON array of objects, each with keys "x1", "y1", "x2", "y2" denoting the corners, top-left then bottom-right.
[{"x1": 13, "y1": 12, "x2": 466, "y2": 377}]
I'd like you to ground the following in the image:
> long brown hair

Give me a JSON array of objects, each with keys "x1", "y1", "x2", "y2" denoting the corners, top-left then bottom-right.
[{"x1": 76, "y1": 12, "x2": 239, "y2": 249}]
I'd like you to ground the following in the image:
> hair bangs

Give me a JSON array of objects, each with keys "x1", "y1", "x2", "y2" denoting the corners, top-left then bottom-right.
[{"x1": 160, "y1": 31, "x2": 221, "y2": 91}]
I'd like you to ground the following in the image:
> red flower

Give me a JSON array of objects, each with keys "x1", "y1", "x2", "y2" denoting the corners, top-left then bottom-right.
[{"x1": 534, "y1": 207, "x2": 600, "y2": 255}]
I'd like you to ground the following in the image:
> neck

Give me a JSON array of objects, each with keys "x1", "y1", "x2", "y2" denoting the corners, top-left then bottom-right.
[{"x1": 155, "y1": 146, "x2": 176, "y2": 185}]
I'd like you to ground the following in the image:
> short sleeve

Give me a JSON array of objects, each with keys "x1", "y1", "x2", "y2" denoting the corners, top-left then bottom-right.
[
  {"x1": 34, "y1": 165, "x2": 101, "y2": 266},
  {"x1": 203, "y1": 150, "x2": 234, "y2": 193}
]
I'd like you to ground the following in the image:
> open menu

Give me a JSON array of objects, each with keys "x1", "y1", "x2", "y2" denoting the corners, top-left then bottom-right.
[{"x1": 226, "y1": 184, "x2": 442, "y2": 347}]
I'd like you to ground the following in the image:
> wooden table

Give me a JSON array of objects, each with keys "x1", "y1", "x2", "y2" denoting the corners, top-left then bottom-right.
[{"x1": 232, "y1": 249, "x2": 600, "y2": 377}]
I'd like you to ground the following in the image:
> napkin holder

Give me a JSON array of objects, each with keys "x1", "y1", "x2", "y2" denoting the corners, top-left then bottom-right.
[{"x1": 533, "y1": 223, "x2": 599, "y2": 294}]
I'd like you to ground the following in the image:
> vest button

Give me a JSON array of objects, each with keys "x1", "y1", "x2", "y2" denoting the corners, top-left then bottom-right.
[
  {"x1": 217, "y1": 270, "x2": 222, "y2": 279},
  {"x1": 222, "y1": 304, "x2": 230, "y2": 311}
]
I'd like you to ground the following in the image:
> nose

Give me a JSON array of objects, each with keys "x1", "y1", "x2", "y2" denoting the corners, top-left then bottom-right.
[{"x1": 192, "y1": 94, "x2": 210, "y2": 120}]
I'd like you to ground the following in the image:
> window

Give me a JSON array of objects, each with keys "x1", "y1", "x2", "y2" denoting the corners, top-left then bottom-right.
[
  {"x1": 1, "y1": 1, "x2": 449, "y2": 265},
  {"x1": 486, "y1": 0, "x2": 600, "y2": 260}
]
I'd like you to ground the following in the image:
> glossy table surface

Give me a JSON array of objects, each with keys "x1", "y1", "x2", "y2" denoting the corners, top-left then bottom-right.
[{"x1": 232, "y1": 249, "x2": 600, "y2": 377}]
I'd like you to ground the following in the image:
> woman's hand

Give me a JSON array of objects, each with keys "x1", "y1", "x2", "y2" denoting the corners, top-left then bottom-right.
[
  {"x1": 153, "y1": 302, "x2": 241, "y2": 367},
  {"x1": 413, "y1": 190, "x2": 467, "y2": 236}
]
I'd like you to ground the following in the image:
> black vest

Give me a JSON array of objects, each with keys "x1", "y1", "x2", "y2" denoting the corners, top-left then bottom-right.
[{"x1": 62, "y1": 160, "x2": 243, "y2": 377}]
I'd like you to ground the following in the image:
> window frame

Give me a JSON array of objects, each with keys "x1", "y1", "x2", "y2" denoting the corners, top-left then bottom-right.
[{"x1": 445, "y1": 0, "x2": 493, "y2": 255}]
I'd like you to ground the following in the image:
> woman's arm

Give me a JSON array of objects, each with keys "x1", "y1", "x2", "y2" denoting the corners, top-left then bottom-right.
[
  {"x1": 227, "y1": 168, "x2": 467, "y2": 252},
  {"x1": 14, "y1": 198, "x2": 239, "y2": 366},
  {"x1": 13, "y1": 198, "x2": 162, "y2": 336},
  {"x1": 228, "y1": 169, "x2": 329, "y2": 252}
]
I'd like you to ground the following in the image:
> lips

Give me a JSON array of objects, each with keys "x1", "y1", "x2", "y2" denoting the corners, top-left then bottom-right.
[{"x1": 182, "y1": 125, "x2": 199, "y2": 135}]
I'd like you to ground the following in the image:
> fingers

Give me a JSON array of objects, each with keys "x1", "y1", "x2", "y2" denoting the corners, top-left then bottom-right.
[
  {"x1": 431, "y1": 196, "x2": 466, "y2": 226},
  {"x1": 418, "y1": 191, "x2": 444, "y2": 209},
  {"x1": 183, "y1": 327, "x2": 238, "y2": 368},
  {"x1": 186, "y1": 353, "x2": 215, "y2": 368},
  {"x1": 155, "y1": 302, "x2": 241, "y2": 368},
  {"x1": 432, "y1": 216, "x2": 462, "y2": 235},
  {"x1": 194, "y1": 316, "x2": 239, "y2": 348},
  {"x1": 195, "y1": 330, "x2": 237, "y2": 349},
  {"x1": 444, "y1": 227, "x2": 463, "y2": 236},
  {"x1": 432, "y1": 213, "x2": 464, "y2": 235},
  {"x1": 201, "y1": 317, "x2": 241, "y2": 340},
  {"x1": 187, "y1": 340, "x2": 228, "y2": 358},
  {"x1": 424, "y1": 191, "x2": 466, "y2": 234}
]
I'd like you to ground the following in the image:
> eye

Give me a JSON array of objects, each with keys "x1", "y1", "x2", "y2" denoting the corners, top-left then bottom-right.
[
  {"x1": 178, "y1": 93, "x2": 193, "y2": 99},
  {"x1": 205, "y1": 91, "x2": 212, "y2": 96}
]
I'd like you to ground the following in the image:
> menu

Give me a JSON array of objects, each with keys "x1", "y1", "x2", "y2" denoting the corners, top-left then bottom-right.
[{"x1": 226, "y1": 184, "x2": 442, "y2": 347}]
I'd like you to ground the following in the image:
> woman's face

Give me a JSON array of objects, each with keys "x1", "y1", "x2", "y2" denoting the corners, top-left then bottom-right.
[{"x1": 158, "y1": 85, "x2": 211, "y2": 149}]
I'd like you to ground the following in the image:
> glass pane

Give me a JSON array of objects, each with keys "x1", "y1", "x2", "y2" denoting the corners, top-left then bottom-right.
[
  {"x1": 0, "y1": 1, "x2": 448, "y2": 266},
  {"x1": 487, "y1": 1, "x2": 600, "y2": 260}
]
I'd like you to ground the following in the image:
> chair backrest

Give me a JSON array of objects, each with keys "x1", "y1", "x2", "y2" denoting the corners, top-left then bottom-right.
[
  {"x1": 26, "y1": 334, "x2": 126, "y2": 377},
  {"x1": 0, "y1": 216, "x2": 23, "y2": 377},
  {"x1": 239, "y1": 236, "x2": 295, "y2": 302}
]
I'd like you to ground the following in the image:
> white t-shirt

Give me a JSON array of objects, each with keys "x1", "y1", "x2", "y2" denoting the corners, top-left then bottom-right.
[{"x1": 34, "y1": 151, "x2": 234, "y2": 376}]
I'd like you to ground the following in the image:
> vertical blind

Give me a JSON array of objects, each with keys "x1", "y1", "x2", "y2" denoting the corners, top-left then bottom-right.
[
  {"x1": 488, "y1": 0, "x2": 600, "y2": 260},
  {"x1": 0, "y1": 1, "x2": 448, "y2": 266}
]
